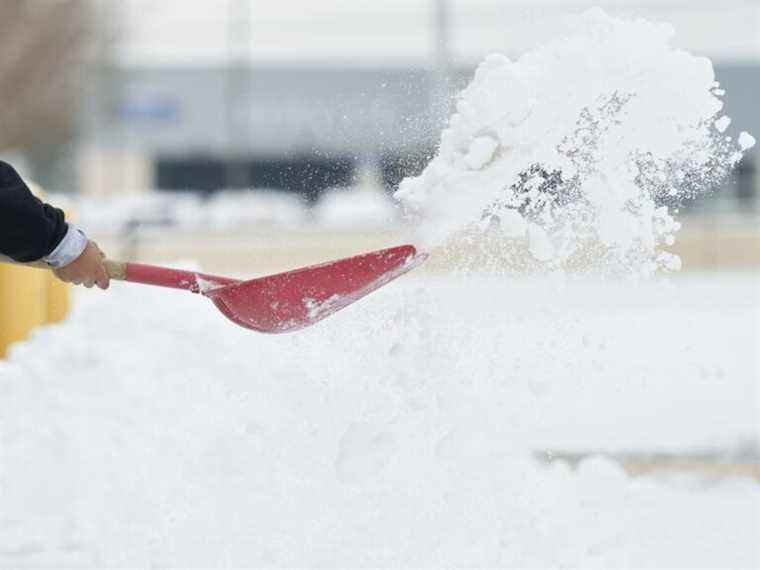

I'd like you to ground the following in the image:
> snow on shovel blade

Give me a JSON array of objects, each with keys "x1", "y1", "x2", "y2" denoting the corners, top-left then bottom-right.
[{"x1": 203, "y1": 245, "x2": 426, "y2": 333}]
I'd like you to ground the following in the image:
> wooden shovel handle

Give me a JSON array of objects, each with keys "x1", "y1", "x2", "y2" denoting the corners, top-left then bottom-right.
[{"x1": 103, "y1": 260, "x2": 127, "y2": 280}]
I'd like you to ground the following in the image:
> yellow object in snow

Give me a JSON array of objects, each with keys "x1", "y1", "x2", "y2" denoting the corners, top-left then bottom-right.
[
  {"x1": 46, "y1": 271, "x2": 71, "y2": 325},
  {"x1": 0, "y1": 263, "x2": 49, "y2": 358},
  {"x1": 0, "y1": 181, "x2": 73, "y2": 358}
]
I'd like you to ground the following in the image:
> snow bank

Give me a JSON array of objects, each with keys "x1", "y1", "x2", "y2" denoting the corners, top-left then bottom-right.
[
  {"x1": 0, "y1": 273, "x2": 757, "y2": 567},
  {"x1": 73, "y1": 190, "x2": 309, "y2": 234},
  {"x1": 396, "y1": 8, "x2": 752, "y2": 277},
  {"x1": 72, "y1": 188, "x2": 400, "y2": 235},
  {"x1": 314, "y1": 187, "x2": 398, "y2": 230}
]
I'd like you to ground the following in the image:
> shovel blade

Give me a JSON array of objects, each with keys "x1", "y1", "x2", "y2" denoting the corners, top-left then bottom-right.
[{"x1": 204, "y1": 245, "x2": 425, "y2": 333}]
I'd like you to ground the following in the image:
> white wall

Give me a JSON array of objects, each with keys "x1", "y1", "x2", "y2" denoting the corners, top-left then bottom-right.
[{"x1": 115, "y1": 0, "x2": 759, "y2": 66}]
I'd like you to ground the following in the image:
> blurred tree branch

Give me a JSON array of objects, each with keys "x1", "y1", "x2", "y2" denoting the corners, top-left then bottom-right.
[{"x1": 0, "y1": 0, "x2": 98, "y2": 152}]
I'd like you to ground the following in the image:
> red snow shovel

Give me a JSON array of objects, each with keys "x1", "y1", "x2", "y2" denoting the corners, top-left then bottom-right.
[{"x1": 7, "y1": 245, "x2": 426, "y2": 333}]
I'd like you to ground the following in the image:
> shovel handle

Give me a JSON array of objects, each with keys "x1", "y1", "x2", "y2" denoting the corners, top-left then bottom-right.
[
  {"x1": 104, "y1": 260, "x2": 127, "y2": 280},
  {"x1": 1, "y1": 255, "x2": 238, "y2": 294},
  {"x1": 112, "y1": 261, "x2": 239, "y2": 293}
]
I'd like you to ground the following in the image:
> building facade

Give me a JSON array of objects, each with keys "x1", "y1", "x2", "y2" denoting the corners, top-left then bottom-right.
[{"x1": 78, "y1": 63, "x2": 758, "y2": 207}]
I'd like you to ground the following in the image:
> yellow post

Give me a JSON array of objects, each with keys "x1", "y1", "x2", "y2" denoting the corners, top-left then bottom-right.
[
  {"x1": 0, "y1": 263, "x2": 48, "y2": 358},
  {"x1": 0, "y1": 181, "x2": 73, "y2": 358},
  {"x1": 43, "y1": 189, "x2": 74, "y2": 325},
  {"x1": 46, "y1": 271, "x2": 71, "y2": 325}
]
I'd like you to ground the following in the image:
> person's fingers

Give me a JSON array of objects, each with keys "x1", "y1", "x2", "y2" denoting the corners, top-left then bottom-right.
[
  {"x1": 50, "y1": 242, "x2": 112, "y2": 290},
  {"x1": 96, "y1": 265, "x2": 110, "y2": 290}
]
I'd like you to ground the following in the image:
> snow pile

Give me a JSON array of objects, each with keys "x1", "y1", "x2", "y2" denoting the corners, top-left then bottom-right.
[
  {"x1": 0, "y1": 274, "x2": 758, "y2": 567},
  {"x1": 73, "y1": 191, "x2": 309, "y2": 234},
  {"x1": 205, "y1": 190, "x2": 309, "y2": 230},
  {"x1": 396, "y1": 8, "x2": 754, "y2": 276},
  {"x1": 314, "y1": 187, "x2": 398, "y2": 229},
  {"x1": 70, "y1": 188, "x2": 397, "y2": 235}
]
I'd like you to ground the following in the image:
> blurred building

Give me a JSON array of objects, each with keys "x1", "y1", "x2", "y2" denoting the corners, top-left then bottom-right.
[
  {"x1": 78, "y1": 62, "x2": 758, "y2": 205},
  {"x1": 79, "y1": 65, "x2": 468, "y2": 200},
  {"x1": 74, "y1": 0, "x2": 758, "y2": 208}
]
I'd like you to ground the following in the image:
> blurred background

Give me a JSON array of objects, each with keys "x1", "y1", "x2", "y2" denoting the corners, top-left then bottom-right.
[{"x1": 0, "y1": 0, "x2": 758, "y2": 273}]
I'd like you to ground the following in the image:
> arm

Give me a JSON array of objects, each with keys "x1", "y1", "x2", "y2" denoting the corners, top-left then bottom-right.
[
  {"x1": 0, "y1": 161, "x2": 109, "y2": 289},
  {"x1": 0, "y1": 160, "x2": 73, "y2": 263}
]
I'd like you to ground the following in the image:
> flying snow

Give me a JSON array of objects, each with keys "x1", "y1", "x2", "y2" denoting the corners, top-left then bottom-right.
[{"x1": 396, "y1": 8, "x2": 752, "y2": 277}]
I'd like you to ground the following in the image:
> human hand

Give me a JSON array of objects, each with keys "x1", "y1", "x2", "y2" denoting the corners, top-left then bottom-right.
[{"x1": 53, "y1": 241, "x2": 110, "y2": 290}]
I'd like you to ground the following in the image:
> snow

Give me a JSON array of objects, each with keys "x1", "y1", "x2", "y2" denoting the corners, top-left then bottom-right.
[
  {"x1": 395, "y1": 8, "x2": 751, "y2": 278},
  {"x1": 73, "y1": 190, "x2": 310, "y2": 235},
  {"x1": 498, "y1": 208, "x2": 528, "y2": 238},
  {"x1": 2, "y1": 8, "x2": 757, "y2": 568},
  {"x1": 314, "y1": 187, "x2": 398, "y2": 230},
  {"x1": 0, "y1": 272, "x2": 758, "y2": 567},
  {"x1": 527, "y1": 223, "x2": 555, "y2": 261},
  {"x1": 714, "y1": 115, "x2": 731, "y2": 133},
  {"x1": 739, "y1": 131, "x2": 756, "y2": 151},
  {"x1": 71, "y1": 188, "x2": 400, "y2": 235},
  {"x1": 464, "y1": 135, "x2": 500, "y2": 170}
]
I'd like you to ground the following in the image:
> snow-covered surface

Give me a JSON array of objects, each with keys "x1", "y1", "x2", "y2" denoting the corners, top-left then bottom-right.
[
  {"x1": 396, "y1": 9, "x2": 752, "y2": 277},
  {"x1": 71, "y1": 188, "x2": 399, "y2": 235},
  {"x1": 314, "y1": 187, "x2": 399, "y2": 229},
  {"x1": 0, "y1": 272, "x2": 757, "y2": 567}
]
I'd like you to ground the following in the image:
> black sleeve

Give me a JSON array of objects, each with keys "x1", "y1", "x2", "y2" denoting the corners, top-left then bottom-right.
[{"x1": 0, "y1": 160, "x2": 68, "y2": 262}]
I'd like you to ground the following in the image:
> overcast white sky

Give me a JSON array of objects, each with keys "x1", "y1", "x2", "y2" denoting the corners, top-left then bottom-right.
[{"x1": 114, "y1": 0, "x2": 759, "y2": 66}]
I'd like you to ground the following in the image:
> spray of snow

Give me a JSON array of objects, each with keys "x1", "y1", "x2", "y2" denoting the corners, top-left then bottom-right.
[
  {"x1": 714, "y1": 116, "x2": 731, "y2": 133},
  {"x1": 738, "y1": 131, "x2": 756, "y2": 151},
  {"x1": 304, "y1": 294, "x2": 342, "y2": 320},
  {"x1": 195, "y1": 275, "x2": 227, "y2": 294},
  {"x1": 396, "y1": 8, "x2": 752, "y2": 276}
]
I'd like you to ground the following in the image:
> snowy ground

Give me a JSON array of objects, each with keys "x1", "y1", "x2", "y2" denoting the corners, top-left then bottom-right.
[{"x1": 0, "y1": 269, "x2": 757, "y2": 568}]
